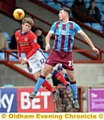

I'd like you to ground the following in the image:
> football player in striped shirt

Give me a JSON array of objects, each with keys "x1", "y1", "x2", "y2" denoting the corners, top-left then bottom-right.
[{"x1": 30, "y1": 7, "x2": 99, "y2": 109}]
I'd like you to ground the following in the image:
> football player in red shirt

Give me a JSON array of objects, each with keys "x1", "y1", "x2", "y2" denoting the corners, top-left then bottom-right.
[
  {"x1": 15, "y1": 17, "x2": 58, "y2": 101},
  {"x1": 15, "y1": 17, "x2": 70, "y2": 103}
]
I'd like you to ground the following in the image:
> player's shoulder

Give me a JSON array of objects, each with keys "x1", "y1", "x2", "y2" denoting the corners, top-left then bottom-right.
[
  {"x1": 69, "y1": 21, "x2": 80, "y2": 28},
  {"x1": 55, "y1": 20, "x2": 61, "y2": 23},
  {"x1": 15, "y1": 30, "x2": 20, "y2": 33},
  {"x1": 53, "y1": 21, "x2": 61, "y2": 24},
  {"x1": 69, "y1": 21, "x2": 77, "y2": 25},
  {"x1": 15, "y1": 30, "x2": 20, "y2": 36},
  {"x1": 29, "y1": 31, "x2": 37, "y2": 37}
]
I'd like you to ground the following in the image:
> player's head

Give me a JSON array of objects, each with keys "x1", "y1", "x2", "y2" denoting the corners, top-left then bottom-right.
[
  {"x1": 58, "y1": 7, "x2": 70, "y2": 21},
  {"x1": 57, "y1": 65, "x2": 63, "y2": 74},
  {"x1": 22, "y1": 17, "x2": 34, "y2": 33},
  {"x1": 35, "y1": 28, "x2": 43, "y2": 37},
  {"x1": 90, "y1": 0, "x2": 96, "y2": 8}
]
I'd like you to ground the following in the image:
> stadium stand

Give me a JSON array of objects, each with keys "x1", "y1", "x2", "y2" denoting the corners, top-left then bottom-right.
[{"x1": 39, "y1": 0, "x2": 104, "y2": 33}]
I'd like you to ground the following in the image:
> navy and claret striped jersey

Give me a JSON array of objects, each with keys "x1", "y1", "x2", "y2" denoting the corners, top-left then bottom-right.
[{"x1": 49, "y1": 21, "x2": 82, "y2": 52}]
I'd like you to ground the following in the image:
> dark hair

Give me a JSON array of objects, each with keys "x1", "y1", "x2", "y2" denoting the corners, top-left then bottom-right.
[
  {"x1": 36, "y1": 27, "x2": 43, "y2": 32},
  {"x1": 90, "y1": 0, "x2": 95, "y2": 3},
  {"x1": 74, "y1": 0, "x2": 84, "y2": 4},
  {"x1": 60, "y1": 7, "x2": 71, "y2": 15},
  {"x1": 57, "y1": 65, "x2": 63, "y2": 70}
]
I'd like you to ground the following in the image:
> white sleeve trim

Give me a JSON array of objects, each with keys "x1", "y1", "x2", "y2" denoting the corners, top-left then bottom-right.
[
  {"x1": 49, "y1": 30, "x2": 54, "y2": 34},
  {"x1": 77, "y1": 29, "x2": 82, "y2": 33}
]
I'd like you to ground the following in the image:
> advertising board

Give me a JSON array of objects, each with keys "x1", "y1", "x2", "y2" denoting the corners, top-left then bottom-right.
[{"x1": 0, "y1": 87, "x2": 54, "y2": 112}]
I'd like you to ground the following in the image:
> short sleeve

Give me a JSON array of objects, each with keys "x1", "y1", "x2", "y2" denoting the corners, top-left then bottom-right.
[
  {"x1": 49, "y1": 22, "x2": 57, "y2": 34},
  {"x1": 74, "y1": 22, "x2": 82, "y2": 33}
]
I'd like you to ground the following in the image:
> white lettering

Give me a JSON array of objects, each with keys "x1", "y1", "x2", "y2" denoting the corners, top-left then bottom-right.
[
  {"x1": 92, "y1": 102, "x2": 104, "y2": 109},
  {"x1": 0, "y1": 90, "x2": 14, "y2": 112},
  {"x1": 21, "y1": 91, "x2": 51, "y2": 110},
  {"x1": 21, "y1": 92, "x2": 30, "y2": 109},
  {"x1": 32, "y1": 92, "x2": 41, "y2": 109},
  {"x1": 41, "y1": 92, "x2": 51, "y2": 109}
]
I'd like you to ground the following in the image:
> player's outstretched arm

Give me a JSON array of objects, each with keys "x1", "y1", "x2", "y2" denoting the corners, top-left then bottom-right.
[
  {"x1": 79, "y1": 30, "x2": 99, "y2": 54},
  {"x1": 45, "y1": 32, "x2": 53, "y2": 52}
]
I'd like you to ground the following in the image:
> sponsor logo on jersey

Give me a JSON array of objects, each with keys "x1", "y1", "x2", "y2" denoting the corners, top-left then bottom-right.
[
  {"x1": 33, "y1": 38, "x2": 37, "y2": 42},
  {"x1": 24, "y1": 37, "x2": 28, "y2": 41},
  {"x1": 59, "y1": 30, "x2": 69, "y2": 35}
]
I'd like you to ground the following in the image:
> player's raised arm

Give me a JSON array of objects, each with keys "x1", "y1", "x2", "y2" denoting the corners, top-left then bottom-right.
[{"x1": 79, "y1": 30, "x2": 99, "y2": 54}]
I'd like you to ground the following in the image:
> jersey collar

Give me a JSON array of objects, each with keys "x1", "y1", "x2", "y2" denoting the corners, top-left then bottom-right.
[{"x1": 20, "y1": 30, "x2": 29, "y2": 36}]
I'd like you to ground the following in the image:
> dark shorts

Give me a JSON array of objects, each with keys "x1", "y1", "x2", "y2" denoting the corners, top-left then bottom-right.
[{"x1": 46, "y1": 49, "x2": 74, "y2": 71}]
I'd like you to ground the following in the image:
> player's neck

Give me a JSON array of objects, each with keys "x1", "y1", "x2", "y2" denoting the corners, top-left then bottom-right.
[
  {"x1": 21, "y1": 30, "x2": 29, "y2": 35},
  {"x1": 62, "y1": 18, "x2": 69, "y2": 23},
  {"x1": 22, "y1": 30, "x2": 28, "y2": 34}
]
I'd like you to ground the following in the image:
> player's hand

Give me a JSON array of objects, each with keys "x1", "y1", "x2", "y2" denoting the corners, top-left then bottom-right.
[
  {"x1": 45, "y1": 44, "x2": 50, "y2": 52},
  {"x1": 19, "y1": 57, "x2": 23, "y2": 62},
  {"x1": 21, "y1": 58, "x2": 28, "y2": 65},
  {"x1": 92, "y1": 47, "x2": 99, "y2": 54}
]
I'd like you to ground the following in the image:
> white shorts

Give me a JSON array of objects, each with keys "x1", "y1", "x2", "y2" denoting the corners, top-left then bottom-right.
[{"x1": 28, "y1": 49, "x2": 46, "y2": 74}]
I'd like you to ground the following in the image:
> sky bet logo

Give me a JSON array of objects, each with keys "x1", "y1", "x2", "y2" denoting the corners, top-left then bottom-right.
[
  {"x1": 0, "y1": 88, "x2": 54, "y2": 113},
  {"x1": 0, "y1": 88, "x2": 17, "y2": 112}
]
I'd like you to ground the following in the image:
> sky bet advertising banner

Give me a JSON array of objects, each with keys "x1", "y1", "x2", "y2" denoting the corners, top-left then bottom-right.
[
  {"x1": 88, "y1": 88, "x2": 104, "y2": 112},
  {"x1": 0, "y1": 88, "x2": 54, "y2": 113}
]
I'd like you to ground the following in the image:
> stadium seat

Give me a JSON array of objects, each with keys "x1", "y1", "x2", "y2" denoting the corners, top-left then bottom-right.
[
  {"x1": 96, "y1": 3, "x2": 103, "y2": 12},
  {"x1": 101, "y1": 6, "x2": 104, "y2": 12},
  {"x1": 16, "y1": 52, "x2": 26, "y2": 60},
  {"x1": 53, "y1": 3, "x2": 61, "y2": 10},
  {"x1": 91, "y1": 23, "x2": 102, "y2": 31},
  {"x1": 70, "y1": 11, "x2": 73, "y2": 17},
  {"x1": 95, "y1": 0, "x2": 103, "y2": 3},
  {"x1": 39, "y1": 0, "x2": 54, "y2": 3},
  {"x1": 3, "y1": 32, "x2": 11, "y2": 44},
  {"x1": 46, "y1": 2, "x2": 55, "y2": 8},
  {"x1": 84, "y1": 22, "x2": 91, "y2": 27},
  {"x1": 101, "y1": 13, "x2": 104, "y2": 22},
  {"x1": 83, "y1": 0, "x2": 90, "y2": 2},
  {"x1": 9, "y1": 53, "x2": 18, "y2": 60},
  {"x1": 85, "y1": 3, "x2": 90, "y2": 8},
  {"x1": 21, "y1": 52, "x2": 26, "y2": 58},
  {"x1": 39, "y1": 0, "x2": 46, "y2": 2},
  {"x1": 47, "y1": 0, "x2": 54, "y2": 1},
  {"x1": 58, "y1": 0, "x2": 64, "y2": 2},
  {"x1": 67, "y1": 2, "x2": 73, "y2": 7},
  {"x1": 11, "y1": 52, "x2": 26, "y2": 60},
  {"x1": 64, "y1": 0, "x2": 74, "y2": 2},
  {"x1": 0, "y1": 52, "x2": 5, "y2": 60}
]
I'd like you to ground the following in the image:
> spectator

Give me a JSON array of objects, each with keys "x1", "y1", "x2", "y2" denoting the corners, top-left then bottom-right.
[
  {"x1": 10, "y1": 34, "x2": 17, "y2": 50},
  {"x1": 32, "y1": 27, "x2": 48, "y2": 58},
  {"x1": 0, "y1": 24, "x2": 9, "y2": 51},
  {"x1": 87, "y1": 0, "x2": 101, "y2": 22},
  {"x1": 10, "y1": 29, "x2": 20, "y2": 50},
  {"x1": 72, "y1": 0, "x2": 89, "y2": 22},
  {"x1": 32, "y1": 27, "x2": 45, "y2": 50},
  {"x1": 52, "y1": 65, "x2": 70, "y2": 86}
]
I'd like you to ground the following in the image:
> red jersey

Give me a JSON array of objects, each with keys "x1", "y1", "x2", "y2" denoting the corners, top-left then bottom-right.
[{"x1": 15, "y1": 30, "x2": 40, "y2": 59}]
